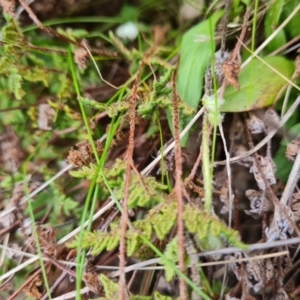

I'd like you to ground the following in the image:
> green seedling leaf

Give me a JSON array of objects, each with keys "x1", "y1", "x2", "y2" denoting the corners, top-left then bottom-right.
[
  {"x1": 175, "y1": 10, "x2": 224, "y2": 146},
  {"x1": 264, "y1": 0, "x2": 286, "y2": 52},
  {"x1": 221, "y1": 56, "x2": 294, "y2": 112}
]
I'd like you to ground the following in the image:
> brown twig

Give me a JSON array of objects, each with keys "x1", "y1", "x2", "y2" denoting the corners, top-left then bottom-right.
[
  {"x1": 172, "y1": 69, "x2": 188, "y2": 299},
  {"x1": 118, "y1": 61, "x2": 144, "y2": 300},
  {"x1": 40, "y1": 270, "x2": 68, "y2": 300},
  {"x1": 184, "y1": 148, "x2": 203, "y2": 184},
  {"x1": 0, "y1": 220, "x2": 21, "y2": 237},
  {"x1": 43, "y1": 253, "x2": 76, "y2": 278},
  {"x1": 230, "y1": 8, "x2": 251, "y2": 62}
]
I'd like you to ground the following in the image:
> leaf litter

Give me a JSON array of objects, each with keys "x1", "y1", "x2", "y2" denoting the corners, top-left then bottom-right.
[{"x1": 0, "y1": 1, "x2": 300, "y2": 300}]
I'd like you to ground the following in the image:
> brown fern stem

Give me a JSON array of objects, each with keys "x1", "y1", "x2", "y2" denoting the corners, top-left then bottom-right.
[
  {"x1": 172, "y1": 69, "x2": 188, "y2": 299},
  {"x1": 118, "y1": 61, "x2": 144, "y2": 299}
]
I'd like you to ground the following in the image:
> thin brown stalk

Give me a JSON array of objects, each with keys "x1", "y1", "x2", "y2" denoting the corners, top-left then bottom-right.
[
  {"x1": 43, "y1": 253, "x2": 76, "y2": 278},
  {"x1": 185, "y1": 148, "x2": 202, "y2": 184},
  {"x1": 127, "y1": 269, "x2": 138, "y2": 291},
  {"x1": 25, "y1": 43, "x2": 67, "y2": 55},
  {"x1": 231, "y1": 8, "x2": 251, "y2": 61},
  {"x1": 118, "y1": 61, "x2": 144, "y2": 300},
  {"x1": 233, "y1": 183, "x2": 239, "y2": 231},
  {"x1": 18, "y1": 0, "x2": 118, "y2": 57},
  {"x1": 172, "y1": 69, "x2": 187, "y2": 299},
  {"x1": 0, "y1": 220, "x2": 21, "y2": 237},
  {"x1": 40, "y1": 271, "x2": 68, "y2": 300}
]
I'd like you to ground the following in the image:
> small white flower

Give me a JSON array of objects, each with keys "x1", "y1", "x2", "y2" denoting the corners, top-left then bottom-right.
[{"x1": 116, "y1": 21, "x2": 139, "y2": 41}]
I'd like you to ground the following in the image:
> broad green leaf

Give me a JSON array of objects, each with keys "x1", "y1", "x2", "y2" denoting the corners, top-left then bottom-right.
[
  {"x1": 281, "y1": 0, "x2": 300, "y2": 40},
  {"x1": 264, "y1": 0, "x2": 286, "y2": 52},
  {"x1": 221, "y1": 56, "x2": 294, "y2": 112},
  {"x1": 274, "y1": 123, "x2": 300, "y2": 182},
  {"x1": 175, "y1": 10, "x2": 224, "y2": 146}
]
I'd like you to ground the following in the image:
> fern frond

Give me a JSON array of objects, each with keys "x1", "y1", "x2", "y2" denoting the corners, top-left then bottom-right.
[
  {"x1": 183, "y1": 204, "x2": 247, "y2": 250},
  {"x1": 159, "y1": 236, "x2": 179, "y2": 281}
]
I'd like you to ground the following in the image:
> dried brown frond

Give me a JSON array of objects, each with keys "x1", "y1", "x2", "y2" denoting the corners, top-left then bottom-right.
[
  {"x1": 23, "y1": 274, "x2": 43, "y2": 299},
  {"x1": 286, "y1": 138, "x2": 300, "y2": 161},
  {"x1": 111, "y1": 130, "x2": 129, "y2": 147},
  {"x1": 266, "y1": 204, "x2": 295, "y2": 241},
  {"x1": 291, "y1": 193, "x2": 300, "y2": 222},
  {"x1": 67, "y1": 140, "x2": 103, "y2": 167},
  {"x1": 219, "y1": 179, "x2": 230, "y2": 214},
  {"x1": 0, "y1": 127, "x2": 24, "y2": 173},
  {"x1": 221, "y1": 59, "x2": 241, "y2": 90},
  {"x1": 232, "y1": 145, "x2": 253, "y2": 168},
  {"x1": 251, "y1": 155, "x2": 276, "y2": 191},
  {"x1": 38, "y1": 103, "x2": 56, "y2": 130},
  {"x1": 245, "y1": 189, "x2": 273, "y2": 217},
  {"x1": 185, "y1": 181, "x2": 204, "y2": 199},
  {"x1": 248, "y1": 113, "x2": 266, "y2": 134},
  {"x1": 228, "y1": 251, "x2": 290, "y2": 298},
  {"x1": 83, "y1": 256, "x2": 104, "y2": 295},
  {"x1": 27, "y1": 223, "x2": 57, "y2": 257}
]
